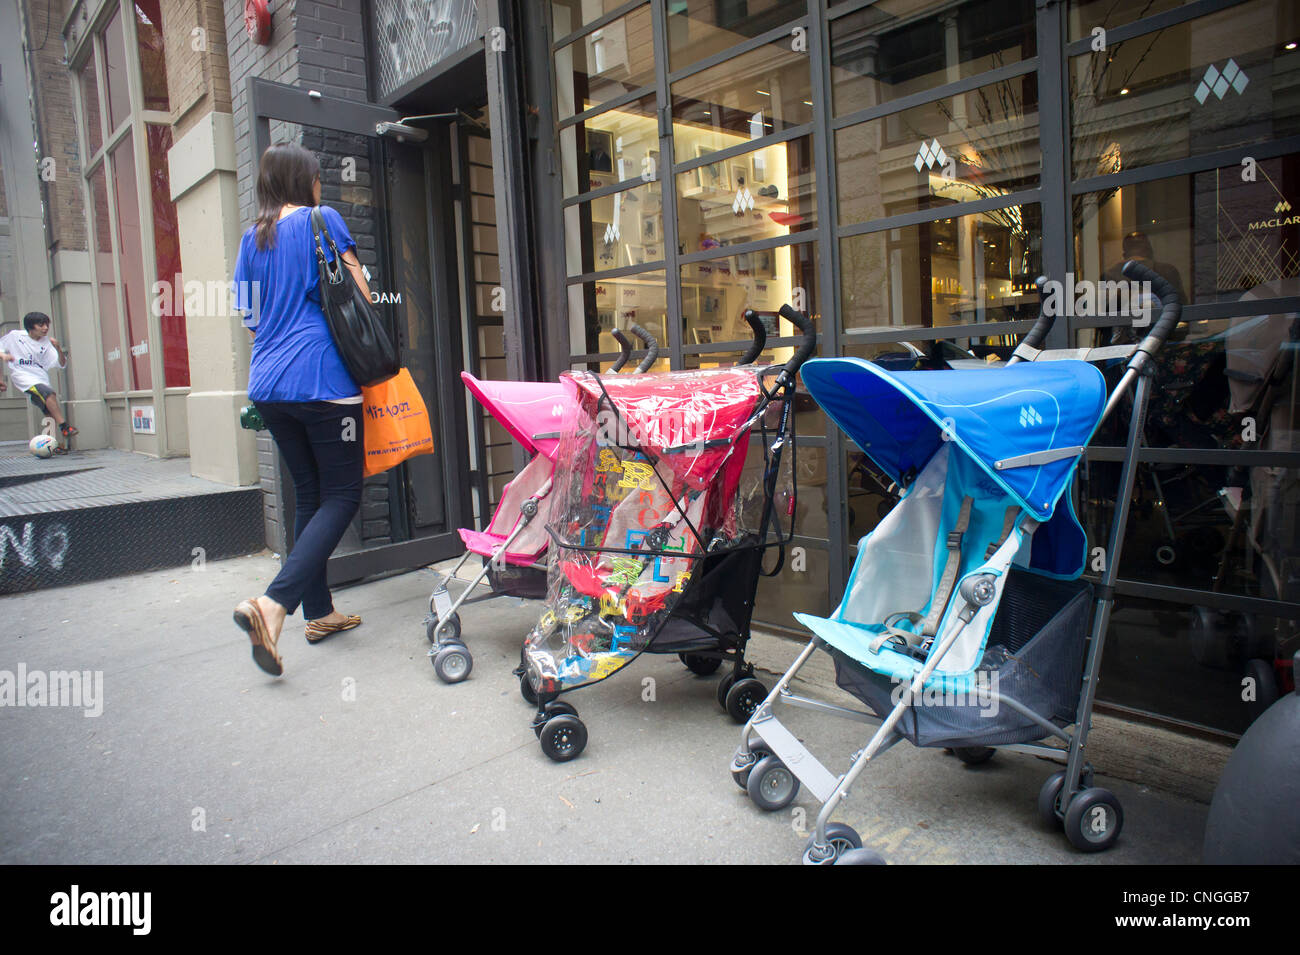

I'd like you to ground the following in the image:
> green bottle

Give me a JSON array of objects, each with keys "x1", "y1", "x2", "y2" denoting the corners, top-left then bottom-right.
[{"x1": 239, "y1": 403, "x2": 265, "y2": 431}]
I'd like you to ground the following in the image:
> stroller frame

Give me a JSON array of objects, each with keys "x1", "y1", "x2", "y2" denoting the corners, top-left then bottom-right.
[
  {"x1": 733, "y1": 261, "x2": 1184, "y2": 863},
  {"x1": 425, "y1": 325, "x2": 661, "y2": 683}
]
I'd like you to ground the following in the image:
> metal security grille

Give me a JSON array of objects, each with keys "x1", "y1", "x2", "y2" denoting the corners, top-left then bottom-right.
[{"x1": 371, "y1": 0, "x2": 480, "y2": 101}]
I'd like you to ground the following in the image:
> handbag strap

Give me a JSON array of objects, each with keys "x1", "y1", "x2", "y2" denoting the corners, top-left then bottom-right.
[{"x1": 309, "y1": 206, "x2": 341, "y2": 270}]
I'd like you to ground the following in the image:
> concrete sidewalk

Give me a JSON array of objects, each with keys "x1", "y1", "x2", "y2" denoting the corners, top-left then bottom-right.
[{"x1": 0, "y1": 553, "x2": 1210, "y2": 864}]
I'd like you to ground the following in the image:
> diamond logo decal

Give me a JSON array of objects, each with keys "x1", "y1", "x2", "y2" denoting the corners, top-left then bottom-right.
[
  {"x1": 732, "y1": 186, "x2": 754, "y2": 215},
  {"x1": 1019, "y1": 405, "x2": 1043, "y2": 428},
  {"x1": 1194, "y1": 59, "x2": 1248, "y2": 104},
  {"x1": 1276, "y1": 200, "x2": 1292, "y2": 213},
  {"x1": 914, "y1": 139, "x2": 947, "y2": 172},
  {"x1": 603, "y1": 222, "x2": 620, "y2": 244}
]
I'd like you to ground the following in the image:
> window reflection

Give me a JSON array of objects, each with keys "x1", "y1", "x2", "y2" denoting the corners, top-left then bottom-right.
[
  {"x1": 670, "y1": 39, "x2": 812, "y2": 163},
  {"x1": 836, "y1": 73, "x2": 1039, "y2": 226},
  {"x1": 667, "y1": 0, "x2": 806, "y2": 73},
  {"x1": 831, "y1": 0, "x2": 1036, "y2": 116},
  {"x1": 559, "y1": 94, "x2": 658, "y2": 198},
  {"x1": 841, "y1": 204, "x2": 1043, "y2": 329},
  {"x1": 1070, "y1": 0, "x2": 1300, "y2": 180},
  {"x1": 554, "y1": 5, "x2": 656, "y2": 119}
]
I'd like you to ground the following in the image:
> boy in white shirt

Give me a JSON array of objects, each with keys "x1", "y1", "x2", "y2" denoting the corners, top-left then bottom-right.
[{"x1": 0, "y1": 311, "x2": 77, "y2": 447}]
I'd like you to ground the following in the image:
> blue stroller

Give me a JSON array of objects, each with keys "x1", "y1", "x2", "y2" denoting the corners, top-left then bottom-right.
[{"x1": 731, "y1": 261, "x2": 1183, "y2": 863}]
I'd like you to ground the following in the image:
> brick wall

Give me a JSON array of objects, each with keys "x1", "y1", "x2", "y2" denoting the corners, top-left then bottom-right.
[
  {"x1": 163, "y1": 0, "x2": 234, "y2": 139},
  {"x1": 22, "y1": 0, "x2": 86, "y2": 254}
]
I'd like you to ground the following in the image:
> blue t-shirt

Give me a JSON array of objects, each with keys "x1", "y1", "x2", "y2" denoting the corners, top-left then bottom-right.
[{"x1": 233, "y1": 206, "x2": 361, "y2": 402}]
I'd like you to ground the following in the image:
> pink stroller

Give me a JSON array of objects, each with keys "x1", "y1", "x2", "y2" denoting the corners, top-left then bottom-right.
[{"x1": 425, "y1": 327, "x2": 660, "y2": 683}]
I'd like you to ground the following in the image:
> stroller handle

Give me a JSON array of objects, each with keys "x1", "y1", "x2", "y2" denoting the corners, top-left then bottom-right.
[
  {"x1": 778, "y1": 304, "x2": 817, "y2": 381},
  {"x1": 629, "y1": 323, "x2": 660, "y2": 373},
  {"x1": 739, "y1": 310, "x2": 768, "y2": 365},
  {"x1": 1007, "y1": 275, "x2": 1054, "y2": 364},
  {"x1": 610, "y1": 328, "x2": 633, "y2": 372},
  {"x1": 1120, "y1": 259, "x2": 1182, "y2": 367}
]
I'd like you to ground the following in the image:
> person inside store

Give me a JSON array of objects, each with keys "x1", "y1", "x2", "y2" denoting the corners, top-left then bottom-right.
[
  {"x1": 0, "y1": 311, "x2": 78, "y2": 449},
  {"x1": 230, "y1": 142, "x2": 370, "y2": 677}
]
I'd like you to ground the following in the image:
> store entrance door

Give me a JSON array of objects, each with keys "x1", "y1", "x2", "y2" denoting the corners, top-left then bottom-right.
[{"x1": 249, "y1": 79, "x2": 471, "y2": 583}]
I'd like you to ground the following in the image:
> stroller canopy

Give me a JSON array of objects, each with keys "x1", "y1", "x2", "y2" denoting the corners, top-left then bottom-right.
[
  {"x1": 462, "y1": 372, "x2": 568, "y2": 461},
  {"x1": 801, "y1": 358, "x2": 1107, "y2": 577}
]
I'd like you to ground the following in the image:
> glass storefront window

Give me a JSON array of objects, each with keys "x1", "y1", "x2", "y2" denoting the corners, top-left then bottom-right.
[
  {"x1": 567, "y1": 270, "x2": 670, "y2": 361},
  {"x1": 754, "y1": 543, "x2": 832, "y2": 626},
  {"x1": 666, "y1": 0, "x2": 807, "y2": 73},
  {"x1": 836, "y1": 73, "x2": 1039, "y2": 227},
  {"x1": 1070, "y1": 0, "x2": 1300, "y2": 181},
  {"x1": 555, "y1": 4, "x2": 656, "y2": 120},
  {"x1": 559, "y1": 94, "x2": 658, "y2": 198},
  {"x1": 841, "y1": 203, "x2": 1043, "y2": 330},
  {"x1": 1098, "y1": 595, "x2": 1299, "y2": 735},
  {"x1": 146, "y1": 124, "x2": 188, "y2": 387},
  {"x1": 135, "y1": 0, "x2": 168, "y2": 112},
  {"x1": 669, "y1": 38, "x2": 812, "y2": 163},
  {"x1": 103, "y1": 8, "x2": 131, "y2": 134},
  {"x1": 680, "y1": 240, "x2": 818, "y2": 355},
  {"x1": 1073, "y1": 154, "x2": 1300, "y2": 313},
  {"x1": 1067, "y1": 0, "x2": 1192, "y2": 41},
  {"x1": 564, "y1": 178, "x2": 665, "y2": 276},
  {"x1": 88, "y1": 166, "x2": 124, "y2": 394},
  {"x1": 552, "y1": 0, "x2": 641, "y2": 36},
  {"x1": 830, "y1": 0, "x2": 1036, "y2": 116},
  {"x1": 675, "y1": 137, "x2": 816, "y2": 254},
  {"x1": 110, "y1": 136, "x2": 152, "y2": 391},
  {"x1": 79, "y1": 62, "x2": 104, "y2": 156}
]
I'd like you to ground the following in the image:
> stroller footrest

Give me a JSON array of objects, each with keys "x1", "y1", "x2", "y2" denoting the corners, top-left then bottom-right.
[{"x1": 753, "y1": 714, "x2": 840, "y2": 804}]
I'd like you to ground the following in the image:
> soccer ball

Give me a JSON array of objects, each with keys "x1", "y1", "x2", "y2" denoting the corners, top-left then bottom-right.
[{"x1": 29, "y1": 434, "x2": 57, "y2": 458}]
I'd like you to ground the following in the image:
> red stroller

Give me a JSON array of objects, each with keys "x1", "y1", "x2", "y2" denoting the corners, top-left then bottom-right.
[{"x1": 425, "y1": 327, "x2": 660, "y2": 682}]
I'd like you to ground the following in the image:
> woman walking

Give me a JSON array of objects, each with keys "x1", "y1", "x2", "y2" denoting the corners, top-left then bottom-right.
[{"x1": 232, "y1": 142, "x2": 369, "y2": 676}]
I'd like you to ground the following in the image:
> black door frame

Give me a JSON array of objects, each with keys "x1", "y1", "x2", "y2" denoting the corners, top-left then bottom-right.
[{"x1": 248, "y1": 77, "x2": 472, "y2": 582}]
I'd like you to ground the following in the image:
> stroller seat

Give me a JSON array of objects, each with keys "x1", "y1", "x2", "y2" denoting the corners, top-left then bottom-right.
[
  {"x1": 796, "y1": 444, "x2": 1034, "y2": 692},
  {"x1": 457, "y1": 452, "x2": 554, "y2": 565}
]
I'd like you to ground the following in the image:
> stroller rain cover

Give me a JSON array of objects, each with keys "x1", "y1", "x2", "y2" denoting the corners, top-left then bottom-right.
[{"x1": 525, "y1": 367, "x2": 773, "y2": 692}]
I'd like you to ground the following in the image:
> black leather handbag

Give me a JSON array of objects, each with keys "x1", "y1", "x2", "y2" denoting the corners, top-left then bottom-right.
[{"x1": 310, "y1": 207, "x2": 400, "y2": 387}]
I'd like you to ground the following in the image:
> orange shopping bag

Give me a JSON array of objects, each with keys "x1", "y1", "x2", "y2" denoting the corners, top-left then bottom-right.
[{"x1": 361, "y1": 368, "x2": 434, "y2": 476}]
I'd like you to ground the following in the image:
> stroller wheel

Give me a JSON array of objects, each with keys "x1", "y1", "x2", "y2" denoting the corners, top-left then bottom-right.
[
  {"x1": 834, "y1": 848, "x2": 887, "y2": 865},
  {"x1": 1037, "y1": 772, "x2": 1067, "y2": 827},
  {"x1": 746, "y1": 754, "x2": 800, "y2": 811},
  {"x1": 532, "y1": 701, "x2": 578, "y2": 737},
  {"x1": 716, "y1": 672, "x2": 738, "y2": 709},
  {"x1": 730, "y1": 746, "x2": 769, "y2": 789},
  {"x1": 539, "y1": 714, "x2": 587, "y2": 762},
  {"x1": 519, "y1": 671, "x2": 539, "y2": 705},
  {"x1": 802, "y1": 823, "x2": 862, "y2": 865},
  {"x1": 1242, "y1": 658, "x2": 1280, "y2": 726},
  {"x1": 679, "y1": 652, "x2": 722, "y2": 676},
  {"x1": 428, "y1": 612, "x2": 461, "y2": 644},
  {"x1": 1063, "y1": 788, "x2": 1123, "y2": 852},
  {"x1": 432, "y1": 643, "x2": 473, "y2": 683},
  {"x1": 725, "y1": 677, "x2": 768, "y2": 724},
  {"x1": 952, "y1": 746, "x2": 996, "y2": 766}
]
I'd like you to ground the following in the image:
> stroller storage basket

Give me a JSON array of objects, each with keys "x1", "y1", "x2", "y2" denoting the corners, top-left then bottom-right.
[{"x1": 831, "y1": 568, "x2": 1093, "y2": 749}]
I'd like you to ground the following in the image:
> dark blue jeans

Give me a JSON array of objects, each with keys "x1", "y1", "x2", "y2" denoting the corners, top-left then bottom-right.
[{"x1": 256, "y1": 401, "x2": 364, "y2": 620}]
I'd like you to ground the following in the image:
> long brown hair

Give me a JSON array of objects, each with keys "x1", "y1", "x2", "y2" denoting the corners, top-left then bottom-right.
[{"x1": 254, "y1": 142, "x2": 320, "y2": 250}]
